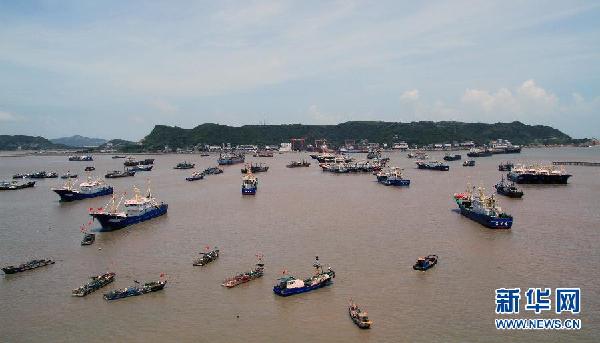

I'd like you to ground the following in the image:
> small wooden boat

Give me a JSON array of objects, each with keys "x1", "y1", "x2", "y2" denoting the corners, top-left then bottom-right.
[
  {"x1": 81, "y1": 233, "x2": 95, "y2": 246},
  {"x1": 349, "y1": 301, "x2": 372, "y2": 329}
]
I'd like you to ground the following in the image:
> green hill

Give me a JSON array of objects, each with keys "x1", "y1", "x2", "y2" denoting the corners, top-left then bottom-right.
[
  {"x1": 0, "y1": 135, "x2": 66, "y2": 150},
  {"x1": 141, "y1": 121, "x2": 572, "y2": 150}
]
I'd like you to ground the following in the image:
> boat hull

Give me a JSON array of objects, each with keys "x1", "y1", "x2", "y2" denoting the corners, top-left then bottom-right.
[
  {"x1": 242, "y1": 186, "x2": 257, "y2": 195},
  {"x1": 90, "y1": 204, "x2": 168, "y2": 231},
  {"x1": 273, "y1": 280, "x2": 332, "y2": 296},
  {"x1": 459, "y1": 206, "x2": 513, "y2": 229},
  {"x1": 53, "y1": 187, "x2": 113, "y2": 201},
  {"x1": 507, "y1": 173, "x2": 571, "y2": 184},
  {"x1": 379, "y1": 179, "x2": 410, "y2": 186}
]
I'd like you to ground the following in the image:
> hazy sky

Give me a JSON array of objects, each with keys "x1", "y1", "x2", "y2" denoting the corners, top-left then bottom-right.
[{"x1": 1, "y1": 1, "x2": 599, "y2": 140}]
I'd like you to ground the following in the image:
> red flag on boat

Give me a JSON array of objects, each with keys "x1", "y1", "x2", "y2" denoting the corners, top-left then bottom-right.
[
  {"x1": 282, "y1": 269, "x2": 287, "y2": 275},
  {"x1": 89, "y1": 207, "x2": 93, "y2": 212},
  {"x1": 205, "y1": 245, "x2": 210, "y2": 250},
  {"x1": 97, "y1": 207, "x2": 102, "y2": 211},
  {"x1": 160, "y1": 272, "x2": 165, "y2": 278},
  {"x1": 88, "y1": 221, "x2": 92, "y2": 225}
]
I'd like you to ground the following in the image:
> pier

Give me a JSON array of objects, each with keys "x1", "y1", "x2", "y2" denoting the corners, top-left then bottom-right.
[{"x1": 552, "y1": 161, "x2": 600, "y2": 167}]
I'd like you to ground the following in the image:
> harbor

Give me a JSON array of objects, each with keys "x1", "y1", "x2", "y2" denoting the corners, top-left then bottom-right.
[{"x1": 0, "y1": 146, "x2": 598, "y2": 342}]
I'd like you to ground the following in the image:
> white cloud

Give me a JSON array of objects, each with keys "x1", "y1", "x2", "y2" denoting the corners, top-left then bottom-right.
[
  {"x1": 148, "y1": 99, "x2": 178, "y2": 114},
  {"x1": 0, "y1": 110, "x2": 22, "y2": 121},
  {"x1": 400, "y1": 89, "x2": 420, "y2": 102}
]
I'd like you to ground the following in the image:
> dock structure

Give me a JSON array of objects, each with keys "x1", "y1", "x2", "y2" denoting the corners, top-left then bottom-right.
[{"x1": 552, "y1": 161, "x2": 600, "y2": 167}]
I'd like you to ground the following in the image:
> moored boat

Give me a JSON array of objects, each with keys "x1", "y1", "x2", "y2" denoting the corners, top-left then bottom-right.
[
  {"x1": 89, "y1": 184, "x2": 168, "y2": 231},
  {"x1": 453, "y1": 185, "x2": 513, "y2": 229},
  {"x1": 84, "y1": 166, "x2": 95, "y2": 171},
  {"x1": 467, "y1": 148, "x2": 492, "y2": 157},
  {"x1": 72, "y1": 272, "x2": 115, "y2": 297},
  {"x1": 222, "y1": 256, "x2": 264, "y2": 288},
  {"x1": 273, "y1": 257, "x2": 335, "y2": 296},
  {"x1": 416, "y1": 161, "x2": 449, "y2": 171},
  {"x1": 112, "y1": 155, "x2": 126, "y2": 159},
  {"x1": 494, "y1": 177, "x2": 524, "y2": 198},
  {"x1": 498, "y1": 161, "x2": 514, "y2": 171},
  {"x1": 28, "y1": 171, "x2": 58, "y2": 179},
  {"x1": 203, "y1": 166, "x2": 223, "y2": 175},
  {"x1": 81, "y1": 233, "x2": 96, "y2": 245},
  {"x1": 218, "y1": 153, "x2": 245, "y2": 165},
  {"x1": 443, "y1": 154, "x2": 461, "y2": 161},
  {"x1": 174, "y1": 161, "x2": 195, "y2": 169},
  {"x1": 413, "y1": 255, "x2": 438, "y2": 271},
  {"x1": 286, "y1": 160, "x2": 311, "y2": 168},
  {"x1": 0, "y1": 180, "x2": 35, "y2": 190},
  {"x1": 349, "y1": 301, "x2": 373, "y2": 329},
  {"x1": 60, "y1": 172, "x2": 78, "y2": 179},
  {"x1": 463, "y1": 160, "x2": 475, "y2": 167},
  {"x1": 242, "y1": 170, "x2": 258, "y2": 195},
  {"x1": 186, "y1": 171, "x2": 204, "y2": 181},
  {"x1": 124, "y1": 157, "x2": 155, "y2": 166},
  {"x1": 105, "y1": 169, "x2": 135, "y2": 178},
  {"x1": 507, "y1": 164, "x2": 571, "y2": 184},
  {"x1": 128, "y1": 164, "x2": 153, "y2": 172},
  {"x1": 2, "y1": 259, "x2": 55, "y2": 274},
  {"x1": 53, "y1": 177, "x2": 114, "y2": 201},
  {"x1": 241, "y1": 163, "x2": 269, "y2": 173},
  {"x1": 69, "y1": 155, "x2": 93, "y2": 161},
  {"x1": 376, "y1": 167, "x2": 410, "y2": 186},
  {"x1": 103, "y1": 279, "x2": 166, "y2": 301},
  {"x1": 193, "y1": 247, "x2": 219, "y2": 266}
]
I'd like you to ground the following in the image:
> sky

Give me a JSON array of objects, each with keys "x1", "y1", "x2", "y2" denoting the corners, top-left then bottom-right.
[{"x1": 0, "y1": 0, "x2": 599, "y2": 140}]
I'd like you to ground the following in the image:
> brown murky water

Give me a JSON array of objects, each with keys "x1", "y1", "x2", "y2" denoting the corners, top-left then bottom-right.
[{"x1": 1, "y1": 148, "x2": 598, "y2": 342}]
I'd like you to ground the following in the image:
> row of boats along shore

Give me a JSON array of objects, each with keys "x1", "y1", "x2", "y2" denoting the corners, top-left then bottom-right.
[{"x1": 1, "y1": 150, "x2": 576, "y2": 330}]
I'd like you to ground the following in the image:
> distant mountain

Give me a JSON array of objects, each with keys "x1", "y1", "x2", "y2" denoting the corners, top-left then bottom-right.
[
  {"x1": 141, "y1": 121, "x2": 573, "y2": 150},
  {"x1": 98, "y1": 139, "x2": 141, "y2": 152},
  {"x1": 51, "y1": 135, "x2": 107, "y2": 147},
  {"x1": 0, "y1": 135, "x2": 66, "y2": 150}
]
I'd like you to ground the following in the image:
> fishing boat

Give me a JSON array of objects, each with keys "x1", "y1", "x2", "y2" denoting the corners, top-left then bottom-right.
[
  {"x1": 407, "y1": 151, "x2": 428, "y2": 159},
  {"x1": 68, "y1": 155, "x2": 93, "y2": 161},
  {"x1": 174, "y1": 161, "x2": 195, "y2": 169},
  {"x1": 349, "y1": 301, "x2": 372, "y2": 329},
  {"x1": 112, "y1": 155, "x2": 126, "y2": 159},
  {"x1": 218, "y1": 153, "x2": 245, "y2": 165},
  {"x1": 60, "y1": 172, "x2": 78, "y2": 179},
  {"x1": 124, "y1": 157, "x2": 155, "y2": 166},
  {"x1": 203, "y1": 166, "x2": 223, "y2": 175},
  {"x1": 453, "y1": 185, "x2": 513, "y2": 229},
  {"x1": 222, "y1": 256, "x2": 264, "y2": 288},
  {"x1": 193, "y1": 247, "x2": 219, "y2": 266},
  {"x1": 28, "y1": 171, "x2": 58, "y2": 179},
  {"x1": 366, "y1": 149, "x2": 381, "y2": 159},
  {"x1": 72, "y1": 272, "x2": 115, "y2": 297},
  {"x1": 413, "y1": 255, "x2": 438, "y2": 271},
  {"x1": 128, "y1": 164, "x2": 153, "y2": 172},
  {"x1": 254, "y1": 150, "x2": 274, "y2": 157},
  {"x1": 84, "y1": 166, "x2": 95, "y2": 171},
  {"x1": 103, "y1": 278, "x2": 166, "y2": 301},
  {"x1": 507, "y1": 164, "x2": 571, "y2": 184},
  {"x1": 105, "y1": 169, "x2": 135, "y2": 178},
  {"x1": 89, "y1": 184, "x2": 168, "y2": 231},
  {"x1": 186, "y1": 171, "x2": 204, "y2": 181},
  {"x1": 241, "y1": 163, "x2": 269, "y2": 173},
  {"x1": 416, "y1": 161, "x2": 449, "y2": 171},
  {"x1": 463, "y1": 160, "x2": 475, "y2": 167},
  {"x1": 498, "y1": 162, "x2": 514, "y2": 171},
  {"x1": 494, "y1": 177, "x2": 524, "y2": 198},
  {"x1": 81, "y1": 233, "x2": 96, "y2": 245},
  {"x1": 200, "y1": 153, "x2": 210, "y2": 157},
  {"x1": 376, "y1": 167, "x2": 410, "y2": 186},
  {"x1": 466, "y1": 148, "x2": 492, "y2": 157},
  {"x1": 273, "y1": 257, "x2": 335, "y2": 296},
  {"x1": 2, "y1": 259, "x2": 55, "y2": 274},
  {"x1": 0, "y1": 180, "x2": 35, "y2": 190},
  {"x1": 443, "y1": 154, "x2": 461, "y2": 161},
  {"x1": 286, "y1": 160, "x2": 311, "y2": 168},
  {"x1": 12, "y1": 173, "x2": 28, "y2": 179},
  {"x1": 242, "y1": 170, "x2": 258, "y2": 195}
]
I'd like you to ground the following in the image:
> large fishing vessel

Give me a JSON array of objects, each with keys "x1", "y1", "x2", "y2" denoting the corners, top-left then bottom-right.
[
  {"x1": 494, "y1": 176, "x2": 524, "y2": 198},
  {"x1": 2, "y1": 259, "x2": 55, "y2": 274},
  {"x1": 466, "y1": 148, "x2": 492, "y2": 157},
  {"x1": 218, "y1": 153, "x2": 245, "y2": 165},
  {"x1": 376, "y1": 167, "x2": 410, "y2": 186},
  {"x1": 242, "y1": 170, "x2": 258, "y2": 195},
  {"x1": 89, "y1": 184, "x2": 168, "y2": 231},
  {"x1": 507, "y1": 164, "x2": 571, "y2": 184},
  {"x1": 124, "y1": 158, "x2": 155, "y2": 166},
  {"x1": 52, "y1": 177, "x2": 113, "y2": 201},
  {"x1": 453, "y1": 185, "x2": 513, "y2": 229},
  {"x1": 273, "y1": 257, "x2": 335, "y2": 296}
]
